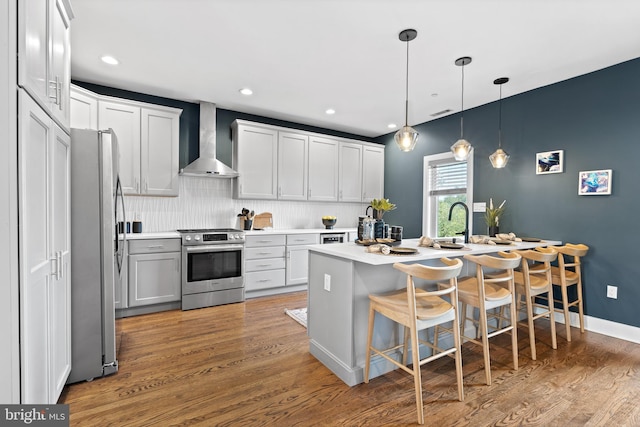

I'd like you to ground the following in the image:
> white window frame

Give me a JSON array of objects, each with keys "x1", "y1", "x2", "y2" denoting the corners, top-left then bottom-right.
[{"x1": 422, "y1": 151, "x2": 474, "y2": 238}]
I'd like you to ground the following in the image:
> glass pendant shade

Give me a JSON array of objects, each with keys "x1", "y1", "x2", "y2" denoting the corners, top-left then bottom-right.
[
  {"x1": 451, "y1": 57, "x2": 473, "y2": 160},
  {"x1": 394, "y1": 125, "x2": 419, "y2": 152},
  {"x1": 451, "y1": 138, "x2": 472, "y2": 161},
  {"x1": 489, "y1": 148, "x2": 509, "y2": 168}
]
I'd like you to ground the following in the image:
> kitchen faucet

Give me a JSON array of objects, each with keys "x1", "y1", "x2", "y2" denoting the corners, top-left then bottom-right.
[{"x1": 448, "y1": 202, "x2": 469, "y2": 244}]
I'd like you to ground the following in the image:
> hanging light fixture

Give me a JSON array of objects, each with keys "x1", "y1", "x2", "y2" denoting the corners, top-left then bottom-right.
[
  {"x1": 450, "y1": 57, "x2": 473, "y2": 161},
  {"x1": 394, "y1": 29, "x2": 419, "y2": 152},
  {"x1": 490, "y1": 77, "x2": 510, "y2": 168}
]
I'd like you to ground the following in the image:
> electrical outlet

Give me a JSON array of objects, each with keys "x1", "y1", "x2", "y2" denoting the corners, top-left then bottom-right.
[
  {"x1": 324, "y1": 274, "x2": 331, "y2": 292},
  {"x1": 606, "y1": 285, "x2": 618, "y2": 299}
]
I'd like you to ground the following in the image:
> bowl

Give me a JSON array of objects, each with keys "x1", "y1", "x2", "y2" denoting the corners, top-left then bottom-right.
[{"x1": 322, "y1": 218, "x2": 337, "y2": 229}]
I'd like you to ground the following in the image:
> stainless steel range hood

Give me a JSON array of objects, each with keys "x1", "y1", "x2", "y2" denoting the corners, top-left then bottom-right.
[{"x1": 180, "y1": 102, "x2": 239, "y2": 178}]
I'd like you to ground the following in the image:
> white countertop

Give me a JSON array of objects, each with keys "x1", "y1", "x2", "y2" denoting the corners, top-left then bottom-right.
[
  {"x1": 125, "y1": 231, "x2": 181, "y2": 240},
  {"x1": 308, "y1": 238, "x2": 562, "y2": 266},
  {"x1": 244, "y1": 227, "x2": 356, "y2": 235}
]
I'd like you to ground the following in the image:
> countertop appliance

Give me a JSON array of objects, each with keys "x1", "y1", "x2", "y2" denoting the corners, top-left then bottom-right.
[
  {"x1": 68, "y1": 129, "x2": 124, "y2": 383},
  {"x1": 178, "y1": 228, "x2": 245, "y2": 310},
  {"x1": 321, "y1": 232, "x2": 346, "y2": 244}
]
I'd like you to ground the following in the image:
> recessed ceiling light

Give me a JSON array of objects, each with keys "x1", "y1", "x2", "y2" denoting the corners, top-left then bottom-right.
[
  {"x1": 101, "y1": 55, "x2": 119, "y2": 65},
  {"x1": 239, "y1": 88, "x2": 253, "y2": 96},
  {"x1": 388, "y1": 123, "x2": 397, "y2": 129},
  {"x1": 325, "y1": 108, "x2": 336, "y2": 115}
]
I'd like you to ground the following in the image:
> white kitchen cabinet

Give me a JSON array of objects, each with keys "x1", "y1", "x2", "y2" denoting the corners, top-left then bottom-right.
[
  {"x1": 286, "y1": 234, "x2": 319, "y2": 286},
  {"x1": 233, "y1": 122, "x2": 279, "y2": 199},
  {"x1": 99, "y1": 100, "x2": 141, "y2": 194},
  {"x1": 18, "y1": 91, "x2": 71, "y2": 403},
  {"x1": 70, "y1": 84, "x2": 98, "y2": 130},
  {"x1": 362, "y1": 144, "x2": 385, "y2": 201},
  {"x1": 308, "y1": 136, "x2": 339, "y2": 201},
  {"x1": 278, "y1": 131, "x2": 308, "y2": 200},
  {"x1": 338, "y1": 141, "x2": 363, "y2": 202},
  {"x1": 244, "y1": 234, "x2": 286, "y2": 293},
  {"x1": 141, "y1": 106, "x2": 180, "y2": 196},
  {"x1": 233, "y1": 119, "x2": 384, "y2": 203},
  {"x1": 99, "y1": 98, "x2": 181, "y2": 196},
  {"x1": 18, "y1": 0, "x2": 72, "y2": 131},
  {"x1": 127, "y1": 239, "x2": 181, "y2": 307}
]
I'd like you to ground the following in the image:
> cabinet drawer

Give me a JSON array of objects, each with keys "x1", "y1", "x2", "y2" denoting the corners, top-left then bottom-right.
[
  {"x1": 245, "y1": 234, "x2": 286, "y2": 247},
  {"x1": 245, "y1": 246, "x2": 285, "y2": 260},
  {"x1": 128, "y1": 238, "x2": 181, "y2": 254},
  {"x1": 245, "y1": 258, "x2": 286, "y2": 272},
  {"x1": 286, "y1": 234, "x2": 319, "y2": 245},
  {"x1": 245, "y1": 269, "x2": 286, "y2": 291}
]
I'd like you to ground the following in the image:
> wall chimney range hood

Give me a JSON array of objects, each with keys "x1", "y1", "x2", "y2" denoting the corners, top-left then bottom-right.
[{"x1": 180, "y1": 102, "x2": 239, "y2": 178}]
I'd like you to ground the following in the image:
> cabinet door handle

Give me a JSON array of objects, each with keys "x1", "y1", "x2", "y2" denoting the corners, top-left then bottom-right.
[
  {"x1": 49, "y1": 76, "x2": 60, "y2": 106},
  {"x1": 278, "y1": 186, "x2": 281, "y2": 197},
  {"x1": 58, "y1": 251, "x2": 63, "y2": 280},
  {"x1": 146, "y1": 245, "x2": 165, "y2": 249},
  {"x1": 257, "y1": 279, "x2": 271, "y2": 283}
]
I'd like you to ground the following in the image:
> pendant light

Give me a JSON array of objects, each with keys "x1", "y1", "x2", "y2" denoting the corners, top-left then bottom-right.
[
  {"x1": 489, "y1": 77, "x2": 510, "y2": 168},
  {"x1": 394, "y1": 29, "x2": 419, "y2": 152},
  {"x1": 450, "y1": 57, "x2": 473, "y2": 161}
]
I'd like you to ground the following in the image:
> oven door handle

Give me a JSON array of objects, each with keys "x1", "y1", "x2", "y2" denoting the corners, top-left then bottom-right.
[{"x1": 185, "y1": 244, "x2": 244, "y2": 253}]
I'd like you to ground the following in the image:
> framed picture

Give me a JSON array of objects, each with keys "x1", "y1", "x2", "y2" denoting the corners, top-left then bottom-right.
[
  {"x1": 578, "y1": 169, "x2": 612, "y2": 195},
  {"x1": 536, "y1": 150, "x2": 564, "y2": 174}
]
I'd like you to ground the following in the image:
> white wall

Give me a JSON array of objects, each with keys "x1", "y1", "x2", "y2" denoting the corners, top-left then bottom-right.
[{"x1": 124, "y1": 177, "x2": 368, "y2": 232}]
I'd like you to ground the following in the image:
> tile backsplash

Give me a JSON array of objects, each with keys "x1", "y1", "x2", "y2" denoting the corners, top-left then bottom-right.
[{"x1": 124, "y1": 176, "x2": 369, "y2": 232}]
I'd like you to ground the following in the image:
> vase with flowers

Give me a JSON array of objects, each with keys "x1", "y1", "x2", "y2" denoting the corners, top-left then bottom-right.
[
  {"x1": 370, "y1": 198, "x2": 396, "y2": 238},
  {"x1": 484, "y1": 198, "x2": 506, "y2": 237}
]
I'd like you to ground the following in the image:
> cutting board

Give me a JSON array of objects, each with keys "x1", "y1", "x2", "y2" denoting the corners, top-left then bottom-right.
[{"x1": 253, "y1": 212, "x2": 273, "y2": 229}]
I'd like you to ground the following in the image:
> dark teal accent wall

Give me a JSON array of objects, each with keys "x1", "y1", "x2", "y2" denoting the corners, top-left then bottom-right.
[
  {"x1": 73, "y1": 80, "x2": 378, "y2": 169},
  {"x1": 377, "y1": 57, "x2": 640, "y2": 328}
]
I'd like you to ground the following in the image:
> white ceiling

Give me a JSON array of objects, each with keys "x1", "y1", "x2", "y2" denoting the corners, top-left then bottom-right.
[{"x1": 70, "y1": 0, "x2": 640, "y2": 138}]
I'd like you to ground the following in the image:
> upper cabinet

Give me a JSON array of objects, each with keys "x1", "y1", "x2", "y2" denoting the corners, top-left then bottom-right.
[
  {"x1": 71, "y1": 85, "x2": 182, "y2": 197},
  {"x1": 18, "y1": 0, "x2": 73, "y2": 132},
  {"x1": 362, "y1": 145, "x2": 385, "y2": 201},
  {"x1": 233, "y1": 119, "x2": 384, "y2": 203}
]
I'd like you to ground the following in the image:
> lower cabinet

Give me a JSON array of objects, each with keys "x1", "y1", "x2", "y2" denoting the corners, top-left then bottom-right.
[
  {"x1": 127, "y1": 239, "x2": 181, "y2": 307},
  {"x1": 244, "y1": 235, "x2": 286, "y2": 293},
  {"x1": 245, "y1": 233, "x2": 319, "y2": 297},
  {"x1": 286, "y1": 234, "x2": 319, "y2": 285}
]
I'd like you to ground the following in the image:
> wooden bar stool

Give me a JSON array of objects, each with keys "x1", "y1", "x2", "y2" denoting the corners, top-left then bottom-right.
[
  {"x1": 457, "y1": 252, "x2": 522, "y2": 386},
  {"x1": 489, "y1": 247, "x2": 558, "y2": 360},
  {"x1": 364, "y1": 258, "x2": 464, "y2": 425},
  {"x1": 531, "y1": 243, "x2": 589, "y2": 341}
]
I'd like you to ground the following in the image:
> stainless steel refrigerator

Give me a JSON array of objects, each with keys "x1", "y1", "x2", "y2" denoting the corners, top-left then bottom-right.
[{"x1": 67, "y1": 128, "x2": 125, "y2": 384}]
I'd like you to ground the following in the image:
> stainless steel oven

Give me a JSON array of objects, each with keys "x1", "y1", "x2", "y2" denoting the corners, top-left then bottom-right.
[{"x1": 178, "y1": 229, "x2": 245, "y2": 310}]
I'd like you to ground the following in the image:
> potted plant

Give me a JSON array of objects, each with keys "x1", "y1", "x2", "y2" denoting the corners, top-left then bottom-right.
[
  {"x1": 370, "y1": 198, "x2": 396, "y2": 220},
  {"x1": 484, "y1": 198, "x2": 506, "y2": 236}
]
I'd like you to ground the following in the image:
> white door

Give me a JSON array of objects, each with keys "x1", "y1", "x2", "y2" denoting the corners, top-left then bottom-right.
[
  {"x1": 49, "y1": 0, "x2": 71, "y2": 129},
  {"x1": 362, "y1": 146, "x2": 385, "y2": 201},
  {"x1": 235, "y1": 125, "x2": 278, "y2": 199},
  {"x1": 286, "y1": 247, "x2": 310, "y2": 286},
  {"x1": 18, "y1": 0, "x2": 49, "y2": 112},
  {"x1": 308, "y1": 136, "x2": 339, "y2": 201},
  {"x1": 99, "y1": 100, "x2": 141, "y2": 195},
  {"x1": 141, "y1": 107, "x2": 179, "y2": 196},
  {"x1": 49, "y1": 124, "x2": 71, "y2": 400},
  {"x1": 19, "y1": 92, "x2": 52, "y2": 404},
  {"x1": 70, "y1": 86, "x2": 98, "y2": 130},
  {"x1": 278, "y1": 131, "x2": 308, "y2": 200},
  {"x1": 339, "y1": 142, "x2": 363, "y2": 202}
]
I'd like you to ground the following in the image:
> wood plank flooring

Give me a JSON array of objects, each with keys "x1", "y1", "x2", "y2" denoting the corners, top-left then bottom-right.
[{"x1": 60, "y1": 291, "x2": 640, "y2": 426}]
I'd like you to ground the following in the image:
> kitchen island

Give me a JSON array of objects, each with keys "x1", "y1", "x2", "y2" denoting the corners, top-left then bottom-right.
[{"x1": 307, "y1": 238, "x2": 561, "y2": 386}]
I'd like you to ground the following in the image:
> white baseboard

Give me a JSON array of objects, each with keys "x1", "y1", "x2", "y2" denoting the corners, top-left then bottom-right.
[{"x1": 536, "y1": 308, "x2": 640, "y2": 345}]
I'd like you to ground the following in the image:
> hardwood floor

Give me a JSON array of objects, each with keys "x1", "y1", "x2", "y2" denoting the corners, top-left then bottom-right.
[{"x1": 60, "y1": 291, "x2": 640, "y2": 426}]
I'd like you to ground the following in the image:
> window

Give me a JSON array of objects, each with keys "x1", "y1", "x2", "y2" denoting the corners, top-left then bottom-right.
[{"x1": 422, "y1": 151, "x2": 473, "y2": 238}]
